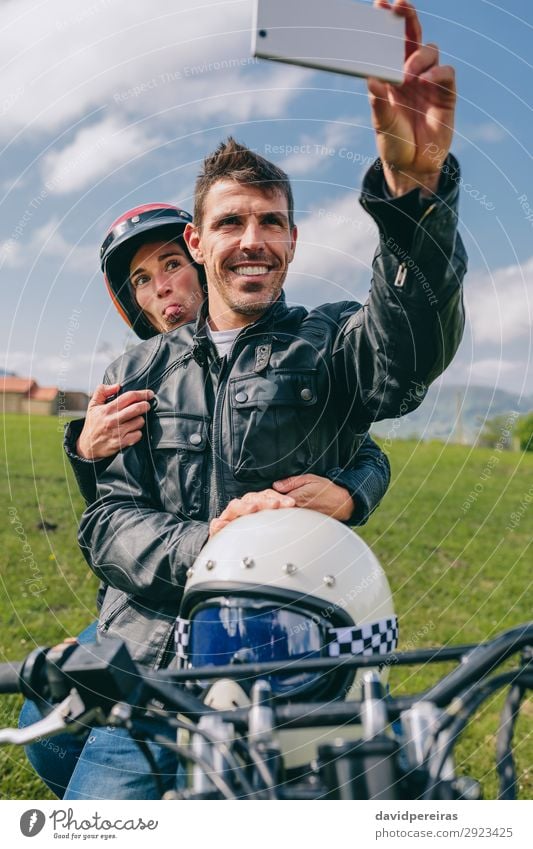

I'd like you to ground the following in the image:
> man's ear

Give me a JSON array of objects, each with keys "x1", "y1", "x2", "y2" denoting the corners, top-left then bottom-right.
[
  {"x1": 288, "y1": 225, "x2": 298, "y2": 262},
  {"x1": 184, "y1": 222, "x2": 204, "y2": 264}
]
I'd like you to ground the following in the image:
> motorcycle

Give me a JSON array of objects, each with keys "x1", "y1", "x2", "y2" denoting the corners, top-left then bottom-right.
[{"x1": 0, "y1": 622, "x2": 531, "y2": 800}]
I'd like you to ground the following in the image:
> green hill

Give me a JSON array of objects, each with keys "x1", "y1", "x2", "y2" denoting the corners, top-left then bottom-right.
[
  {"x1": 1, "y1": 414, "x2": 531, "y2": 799},
  {"x1": 371, "y1": 383, "x2": 532, "y2": 443}
]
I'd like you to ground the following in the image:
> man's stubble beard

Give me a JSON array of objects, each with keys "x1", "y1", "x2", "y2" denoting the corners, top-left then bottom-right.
[
  {"x1": 231, "y1": 291, "x2": 280, "y2": 316},
  {"x1": 210, "y1": 272, "x2": 284, "y2": 318}
]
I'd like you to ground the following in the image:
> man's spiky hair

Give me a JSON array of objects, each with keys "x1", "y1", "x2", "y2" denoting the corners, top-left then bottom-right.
[{"x1": 193, "y1": 137, "x2": 295, "y2": 229}]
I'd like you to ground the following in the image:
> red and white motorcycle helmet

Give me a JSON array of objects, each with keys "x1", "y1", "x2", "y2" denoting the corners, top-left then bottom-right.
[{"x1": 99, "y1": 203, "x2": 194, "y2": 339}]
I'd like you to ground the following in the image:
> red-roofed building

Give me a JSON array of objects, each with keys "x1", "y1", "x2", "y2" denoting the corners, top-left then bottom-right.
[
  {"x1": 1, "y1": 376, "x2": 58, "y2": 415},
  {"x1": 30, "y1": 386, "x2": 60, "y2": 402},
  {"x1": 1, "y1": 376, "x2": 37, "y2": 398},
  {"x1": 2, "y1": 375, "x2": 89, "y2": 415},
  {"x1": 28, "y1": 385, "x2": 61, "y2": 415}
]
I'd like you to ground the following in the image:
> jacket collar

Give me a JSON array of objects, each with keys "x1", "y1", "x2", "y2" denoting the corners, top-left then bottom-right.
[{"x1": 192, "y1": 290, "x2": 290, "y2": 351}]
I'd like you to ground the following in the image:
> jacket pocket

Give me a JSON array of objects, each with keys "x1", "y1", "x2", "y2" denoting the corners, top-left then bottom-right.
[
  {"x1": 147, "y1": 412, "x2": 209, "y2": 519},
  {"x1": 98, "y1": 588, "x2": 178, "y2": 669},
  {"x1": 229, "y1": 369, "x2": 318, "y2": 483}
]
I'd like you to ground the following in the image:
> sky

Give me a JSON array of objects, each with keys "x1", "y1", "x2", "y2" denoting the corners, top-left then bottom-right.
[{"x1": 1, "y1": 0, "x2": 531, "y2": 404}]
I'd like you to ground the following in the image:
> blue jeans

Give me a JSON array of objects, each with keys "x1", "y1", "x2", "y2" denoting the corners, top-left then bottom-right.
[
  {"x1": 63, "y1": 724, "x2": 179, "y2": 800},
  {"x1": 19, "y1": 622, "x2": 180, "y2": 800},
  {"x1": 19, "y1": 622, "x2": 97, "y2": 797}
]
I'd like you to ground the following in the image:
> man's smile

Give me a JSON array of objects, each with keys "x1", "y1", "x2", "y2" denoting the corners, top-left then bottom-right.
[{"x1": 232, "y1": 264, "x2": 272, "y2": 276}]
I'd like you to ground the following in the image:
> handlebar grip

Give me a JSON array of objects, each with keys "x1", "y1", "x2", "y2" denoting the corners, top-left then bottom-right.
[{"x1": 0, "y1": 662, "x2": 23, "y2": 694}]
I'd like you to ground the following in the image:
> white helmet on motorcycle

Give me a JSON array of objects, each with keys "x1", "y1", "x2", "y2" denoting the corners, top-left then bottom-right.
[{"x1": 176, "y1": 508, "x2": 397, "y2": 703}]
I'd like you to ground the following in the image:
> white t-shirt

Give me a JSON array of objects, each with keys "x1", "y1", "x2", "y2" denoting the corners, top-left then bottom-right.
[{"x1": 205, "y1": 324, "x2": 240, "y2": 358}]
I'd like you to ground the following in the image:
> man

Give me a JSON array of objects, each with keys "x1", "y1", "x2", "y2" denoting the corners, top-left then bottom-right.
[
  {"x1": 21, "y1": 207, "x2": 390, "y2": 802},
  {"x1": 73, "y1": 0, "x2": 466, "y2": 797}
]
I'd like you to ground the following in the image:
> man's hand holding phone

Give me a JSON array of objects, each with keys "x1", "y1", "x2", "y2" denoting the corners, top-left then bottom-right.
[{"x1": 368, "y1": 0, "x2": 456, "y2": 197}]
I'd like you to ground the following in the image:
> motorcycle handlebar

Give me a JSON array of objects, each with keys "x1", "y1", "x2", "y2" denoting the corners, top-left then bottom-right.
[
  {"x1": 424, "y1": 622, "x2": 533, "y2": 708},
  {"x1": 160, "y1": 622, "x2": 533, "y2": 701},
  {"x1": 1, "y1": 623, "x2": 531, "y2": 718},
  {"x1": 0, "y1": 663, "x2": 23, "y2": 694}
]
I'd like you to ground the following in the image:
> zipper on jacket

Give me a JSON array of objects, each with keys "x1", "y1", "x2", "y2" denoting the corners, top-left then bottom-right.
[
  {"x1": 210, "y1": 356, "x2": 229, "y2": 515},
  {"x1": 392, "y1": 202, "x2": 437, "y2": 290},
  {"x1": 154, "y1": 350, "x2": 195, "y2": 385},
  {"x1": 98, "y1": 596, "x2": 131, "y2": 633},
  {"x1": 154, "y1": 620, "x2": 178, "y2": 669},
  {"x1": 394, "y1": 263, "x2": 408, "y2": 288}
]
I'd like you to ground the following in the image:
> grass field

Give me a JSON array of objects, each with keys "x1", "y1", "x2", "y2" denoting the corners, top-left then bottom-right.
[{"x1": 0, "y1": 412, "x2": 531, "y2": 799}]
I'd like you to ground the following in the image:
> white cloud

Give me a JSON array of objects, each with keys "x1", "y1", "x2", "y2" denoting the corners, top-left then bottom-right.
[
  {"x1": 0, "y1": 238, "x2": 24, "y2": 269},
  {"x1": 465, "y1": 256, "x2": 533, "y2": 345},
  {"x1": 0, "y1": 348, "x2": 114, "y2": 392},
  {"x1": 0, "y1": 217, "x2": 96, "y2": 271},
  {"x1": 286, "y1": 191, "x2": 378, "y2": 304},
  {"x1": 32, "y1": 220, "x2": 97, "y2": 270},
  {"x1": 465, "y1": 358, "x2": 528, "y2": 385},
  {"x1": 279, "y1": 117, "x2": 369, "y2": 176},
  {"x1": 467, "y1": 122, "x2": 507, "y2": 144},
  {"x1": 440, "y1": 355, "x2": 531, "y2": 397},
  {"x1": 172, "y1": 64, "x2": 310, "y2": 125},
  {"x1": 42, "y1": 116, "x2": 162, "y2": 195},
  {"x1": 0, "y1": 0, "x2": 307, "y2": 142}
]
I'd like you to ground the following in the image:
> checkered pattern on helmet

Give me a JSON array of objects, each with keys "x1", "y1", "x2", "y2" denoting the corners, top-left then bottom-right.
[
  {"x1": 174, "y1": 614, "x2": 398, "y2": 669},
  {"x1": 327, "y1": 616, "x2": 398, "y2": 658},
  {"x1": 175, "y1": 616, "x2": 190, "y2": 667}
]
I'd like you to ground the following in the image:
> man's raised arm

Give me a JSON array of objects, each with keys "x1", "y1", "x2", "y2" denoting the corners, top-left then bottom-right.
[{"x1": 332, "y1": 0, "x2": 466, "y2": 427}]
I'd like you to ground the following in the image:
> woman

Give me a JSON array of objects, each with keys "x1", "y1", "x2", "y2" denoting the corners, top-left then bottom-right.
[{"x1": 21, "y1": 203, "x2": 390, "y2": 799}]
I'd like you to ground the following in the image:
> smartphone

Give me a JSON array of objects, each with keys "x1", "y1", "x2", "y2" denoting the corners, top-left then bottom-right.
[{"x1": 252, "y1": 0, "x2": 405, "y2": 84}]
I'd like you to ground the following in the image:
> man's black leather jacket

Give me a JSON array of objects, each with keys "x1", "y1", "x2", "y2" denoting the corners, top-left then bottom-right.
[
  {"x1": 65, "y1": 418, "x2": 390, "y2": 524},
  {"x1": 66, "y1": 420, "x2": 391, "y2": 616},
  {"x1": 78, "y1": 158, "x2": 467, "y2": 668}
]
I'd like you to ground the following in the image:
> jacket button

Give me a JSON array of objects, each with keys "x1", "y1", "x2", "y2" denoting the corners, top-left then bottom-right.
[
  {"x1": 300, "y1": 388, "x2": 313, "y2": 401},
  {"x1": 189, "y1": 433, "x2": 202, "y2": 446},
  {"x1": 235, "y1": 391, "x2": 248, "y2": 403}
]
